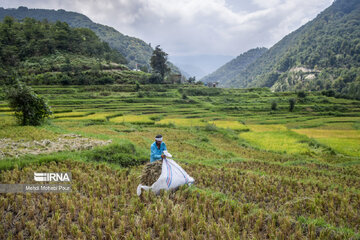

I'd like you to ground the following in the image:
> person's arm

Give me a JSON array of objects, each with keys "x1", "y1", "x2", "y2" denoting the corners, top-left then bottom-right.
[
  {"x1": 151, "y1": 144, "x2": 162, "y2": 161},
  {"x1": 163, "y1": 142, "x2": 167, "y2": 151},
  {"x1": 161, "y1": 143, "x2": 167, "y2": 159}
]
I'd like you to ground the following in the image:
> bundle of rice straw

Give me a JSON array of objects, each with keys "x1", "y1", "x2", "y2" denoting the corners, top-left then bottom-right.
[{"x1": 140, "y1": 160, "x2": 163, "y2": 186}]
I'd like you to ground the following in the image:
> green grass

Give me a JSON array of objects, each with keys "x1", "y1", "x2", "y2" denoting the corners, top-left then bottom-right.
[{"x1": 297, "y1": 216, "x2": 360, "y2": 238}]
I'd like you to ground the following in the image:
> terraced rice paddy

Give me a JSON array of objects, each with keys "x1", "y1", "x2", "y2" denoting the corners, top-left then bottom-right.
[
  {"x1": 239, "y1": 131, "x2": 311, "y2": 154},
  {"x1": 0, "y1": 85, "x2": 360, "y2": 239},
  {"x1": 291, "y1": 129, "x2": 360, "y2": 157},
  {"x1": 207, "y1": 120, "x2": 249, "y2": 130},
  {"x1": 156, "y1": 118, "x2": 207, "y2": 127},
  {"x1": 110, "y1": 114, "x2": 156, "y2": 124},
  {"x1": 247, "y1": 124, "x2": 288, "y2": 132},
  {"x1": 62, "y1": 112, "x2": 121, "y2": 121},
  {"x1": 53, "y1": 111, "x2": 93, "y2": 118}
]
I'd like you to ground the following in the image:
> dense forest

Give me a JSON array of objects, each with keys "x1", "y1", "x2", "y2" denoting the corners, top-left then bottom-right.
[
  {"x1": 0, "y1": 17, "x2": 152, "y2": 85},
  {"x1": 201, "y1": 48, "x2": 267, "y2": 87},
  {"x1": 218, "y1": 0, "x2": 360, "y2": 99},
  {"x1": 0, "y1": 16, "x2": 126, "y2": 66},
  {"x1": 0, "y1": 7, "x2": 180, "y2": 74}
]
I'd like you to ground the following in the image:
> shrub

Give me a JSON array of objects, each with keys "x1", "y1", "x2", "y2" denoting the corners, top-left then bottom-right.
[
  {"x1": 5, "y1": 81, "x2": 52, "y2": 126},
  {"x1": 321, "y1": 89, "x2": 336, "y2": 97},
  {"x1": 196, "y1": 81, "x2": 204, "y2": 85},
  {"x1": 137, "y1": 91, "x2": 144, "y2": 98},
  {"x1": 59, "y1": 74, "x2": 71, "y2": 85},
  {"x1": 148, "y1": 73, "x2": 163, "y2": 84},
  {"x1": 99, "y1": 91, "x2": 111, "y2": 96},
  {"x1": 297, "y1": 91, "x2": 307, "y2": 98},
  {"x1": 182, "y1": 87, "x2": 221, "y2": 96},
  {"x1": 150, "y1": 115, "x2": 163, "y2": 121},
  {"x1": 289, "y1": 98, "x2": 296, "y2": 112},
  {"x1": 204, "y1": 124, "x2": 218, "y2": 132},
  {"x1": 95, "y1": 76, "x2": 114, "y2": 85},
  {"x1": 135, "y1": 81, "x2": 141, "y2": 91},
  {"x1": 271, "y1": 101, "x2": 277, "y2": 111}
]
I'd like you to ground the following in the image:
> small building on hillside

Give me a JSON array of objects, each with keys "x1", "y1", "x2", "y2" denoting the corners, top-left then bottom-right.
[
  {"x1": 168, "y1": 74, "x2": 184, "y2": 84},
  {"x1": 206, "y1": 82, "x2": 219, "y2": 88}
]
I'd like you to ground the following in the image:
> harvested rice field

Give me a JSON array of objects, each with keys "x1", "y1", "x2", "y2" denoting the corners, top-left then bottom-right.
[{"x1": 1, "y1": 85, "x2": 360, "y2": 239}]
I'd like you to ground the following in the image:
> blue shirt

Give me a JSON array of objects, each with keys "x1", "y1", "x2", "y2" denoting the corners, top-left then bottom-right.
[{"x1": 150, "y1": 142, "x2": 167, "y2": 162}]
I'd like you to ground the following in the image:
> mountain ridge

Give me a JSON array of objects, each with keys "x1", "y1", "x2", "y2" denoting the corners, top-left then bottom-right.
[
  {"x1": 0, "y1": 6, "x2": 180, "y2": 73},
  {"x1": 211, "y1": 0, "x2": 360, "y2": 99},
  {"x1": 0, "y1": 16, "x2": 154, "y2": 86},
  {"x1": 200, "y1": 47, "x2": 267, "y2": 87}
]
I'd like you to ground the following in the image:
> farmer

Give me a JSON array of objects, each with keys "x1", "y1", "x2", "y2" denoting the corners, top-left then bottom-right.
[{"x1": 150, "y1": 134, "x2": 167, "y2": 162}]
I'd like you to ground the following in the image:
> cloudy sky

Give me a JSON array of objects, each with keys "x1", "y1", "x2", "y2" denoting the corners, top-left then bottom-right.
[{"x1": 1, "y1": 0, "x2": 334, "y2": 77}]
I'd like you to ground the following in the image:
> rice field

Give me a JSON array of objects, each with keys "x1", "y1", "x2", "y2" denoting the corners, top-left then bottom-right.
[
  {"x1": 156, "y1": 117, "x2": 207, "y2": 127},
  {"x1": 53, "y1": 111, "x2": 93, "y2": 118},
  {"x1": 292, "y1": 129, "x2": 360, "y2": 139},
  {"x1": 0, "y1": 116, "x2": 58, "y2": 141},
  {"x1": 239, "y1": 131, "x2": 311, "y2": 154},
  {"x1": 207, "y1": 120, "x2": 249, "y2": 130},
  {"x1": 317, "y1": 138, "x2": 360, "y2": 157},
  {"x1": 61, "y1": 112, "x2": 119, "y2": 121},
  {"x1": 110, "y1": 114, "x2": 155, "y2": 124},
  {"x1": 292, "y1": 129, "x2": 360, "y2": 157},
  {"x1": 0, "y1": 85, "x2": 360, "y2": 239},
  {"x1": 247, "y1": 124, "x2": 288, "y2": 132}
]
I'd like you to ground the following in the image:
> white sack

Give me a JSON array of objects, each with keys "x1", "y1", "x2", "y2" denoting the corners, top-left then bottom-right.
[{"x1": 137, "y1": 158, "x2": 194, "y2": 196}]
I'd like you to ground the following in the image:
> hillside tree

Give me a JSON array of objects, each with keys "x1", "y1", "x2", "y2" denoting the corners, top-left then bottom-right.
[{"x1": 150, "y1": 45, "x2": 170, "y2": 79}]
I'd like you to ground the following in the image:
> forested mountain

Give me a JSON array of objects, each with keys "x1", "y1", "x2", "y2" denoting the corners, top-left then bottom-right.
[
  {"x1": 201, "y1": 48, "x2": 267, "y2": 87},
  {"x1": 0, "y1": 6, "x2": 179, "y2": 73},
  {"x1": 224, "y1": 0, "x2": 360, "y2": 99},
  {"x1": 0, "y1": 17, "x2": 152, "y2": 85},
  {"x1": 0, "y1": 17, "x2": 126, "y2": 67}
]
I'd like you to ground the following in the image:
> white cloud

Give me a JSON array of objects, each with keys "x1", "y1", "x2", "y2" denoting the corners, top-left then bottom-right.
[
  {"x1": 1, "y1": 0, "x2": 333, "y2": 57},
  {"x1": 252, "y1": 0, "x2": 282, "y2": 9}
]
